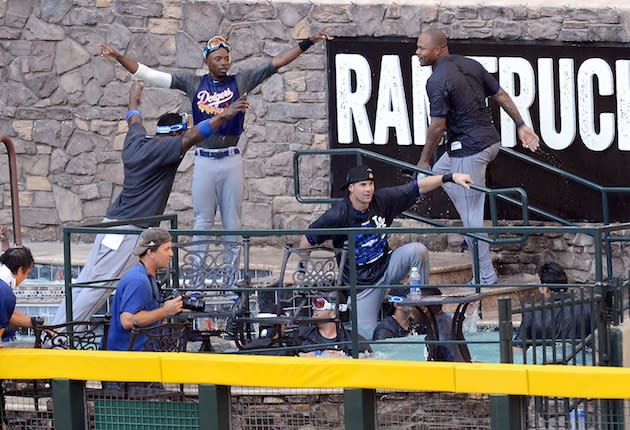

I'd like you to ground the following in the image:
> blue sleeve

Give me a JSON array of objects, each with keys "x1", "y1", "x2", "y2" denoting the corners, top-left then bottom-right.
[
  {"x1": 427, "y1": 77, "x2": 449, "y2": 118},
  {"x1": 305, "y1": 205, "x2": 344, "y2": 245},
  {"x1": 0, "y1": 284, "x2": 16, "y2": 329},
  {"x1": 376, "y1": 182, "x2": 420, "y2": 220},
  {"x1": 119, "y1": 279, "x2": 153, "y2": 316}
]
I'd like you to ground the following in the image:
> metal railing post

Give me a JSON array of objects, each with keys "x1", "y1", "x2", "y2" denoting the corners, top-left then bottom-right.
[
  {"x1": 52, "y1": 379, "x2": 86, "y2": 430},
  {"x1": 491, "y1": 298, "x2": 525, "y2": 430},
  {"x1": 199, "y1": 384, "x2": 231, "y2": 430},
  {"x1": 344, "y1": 388, "x2": 376, "y2": 430}
]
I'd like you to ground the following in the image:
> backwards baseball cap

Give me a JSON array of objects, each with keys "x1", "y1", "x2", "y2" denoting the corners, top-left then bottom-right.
[
  {"x1": 132, "y1": 227, "x2": 172, "y2": 256},
  {"x1": 341, "y1": 165, "x2": 375, "y2": 190},
  {"x1": 203, "y1": 35, "x2": 231, "y2": 58}
]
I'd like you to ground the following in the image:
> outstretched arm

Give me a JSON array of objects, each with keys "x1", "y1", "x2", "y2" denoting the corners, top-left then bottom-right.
[
  {"x1": 100, "y1": 43, "x2": 172, "y2": 88},
  {"x1": 417, "y1": 172, "x2": 473, "y2": 194},
  {"x1": 492, "y1": 88, "x2": 540, "y2": 152},
  {"x1": 179, "y1": 97, "x2": 251, "y2": 154},
  {"x1": 271, "y1": 29, "x2": 333, "y2": 69},
  {"x1": 126, "y1": 81, "x2": 144, "y2": 126}
]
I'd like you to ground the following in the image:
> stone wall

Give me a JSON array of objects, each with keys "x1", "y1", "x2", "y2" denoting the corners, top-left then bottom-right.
[{"x1": 1, "y1": 0, "x2": 629, "y2": 245}]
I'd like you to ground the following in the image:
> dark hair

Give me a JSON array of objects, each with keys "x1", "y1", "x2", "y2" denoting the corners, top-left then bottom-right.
[
  {"x1": 422, "y1": 287, "x2": 442, "y2": 297},
  {"x1": 157, "y1": 113, "x2": 184, "y2": 128},
  {"x1": 539, "y1": 262, "x2": 568, "y2": 290},
  {"x1": 0, "y1": 246, "x2": 34, "y2": 274}
]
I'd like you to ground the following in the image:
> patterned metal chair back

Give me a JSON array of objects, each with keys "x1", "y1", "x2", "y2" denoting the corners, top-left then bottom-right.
[
  {"x1": 176, "y1": 239, "x2": 248, "y2": 290},
  {"x1": 279, "y1": 244, "x2": 347, "y2": 290},
  {"x1": 129, "y1": 321, "x2": 190, "y2": 352},
  {"x1": 33, "y1": 315, "x2": 111, "y2": 350}
]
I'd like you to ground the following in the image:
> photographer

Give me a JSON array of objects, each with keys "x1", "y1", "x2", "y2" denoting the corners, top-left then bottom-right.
[{"x1": 106, "y1": 227, "x2": 183, "y2": 351}]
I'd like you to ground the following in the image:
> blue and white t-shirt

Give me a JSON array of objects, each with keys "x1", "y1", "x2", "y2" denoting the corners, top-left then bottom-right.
[{"x1": 305, "y1": 181, "x2": 420, "y2": 285}]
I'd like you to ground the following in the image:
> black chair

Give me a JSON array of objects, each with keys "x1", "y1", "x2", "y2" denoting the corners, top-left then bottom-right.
[
  {"x1": 33, "y1": 315, "x2": 112, "y2": 350},
  {"x1": 233, "y1": 243, "x2": 349, "y2": 352},
  {"x1": 128, "y1": 321, "x2": 190, "y2": 353}
]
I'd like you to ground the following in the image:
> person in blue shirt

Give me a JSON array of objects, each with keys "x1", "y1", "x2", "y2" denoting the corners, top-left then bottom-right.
[
  {"x1": 106, "y1": 227, "x2": 183, "y2": 351},
  {"x1": 299, "y1": 165, "x2": 472, "y2": 339},
  {"x1": 0, "y1": 246, "x2": 35, "y2": 346}
]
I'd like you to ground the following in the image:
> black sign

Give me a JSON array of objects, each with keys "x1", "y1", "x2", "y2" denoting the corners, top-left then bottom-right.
[{"x1": 327, "y1": 37, "x2": 630, "y2": 222}]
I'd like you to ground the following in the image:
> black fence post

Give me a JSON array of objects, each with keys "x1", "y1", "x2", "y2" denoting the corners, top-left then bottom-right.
[
  {"x1": 490, "y1": 298, "x2": 525, "y2": 430},
  {"x1": 199, "y1": 384, "x2": 231, "y2": 430},
  {"x1": 52, "y1": 379, "x2": 85, "y2": 430},
  {"x1": 344, "y1": 388, "x2": 376, "y2": 430}
]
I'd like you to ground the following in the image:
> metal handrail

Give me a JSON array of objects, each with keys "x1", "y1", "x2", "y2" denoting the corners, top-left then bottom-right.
[
  {"x1": 500, "y1": 147, "x2": 630, "y2": 225},
  {"x1": 0, "y1": 135, "x2": 22, "y2": 245},
  {"x1": 293, "y1": 148, "x2": 532, "y2": 246}
]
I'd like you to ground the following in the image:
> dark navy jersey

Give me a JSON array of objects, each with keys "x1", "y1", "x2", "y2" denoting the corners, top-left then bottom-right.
[
  {"x1": 171, "y1": 63, "x2": 276, "y2": 148},
  {"x1": 306, "y1": 181, "x2": 420, "y2": 285},
  {"x1": 372, "y1": 315, "x2": 409, "y2": 340},
  {"x1": 427, "y1": 54, "x2": 501, "y2": 157}
]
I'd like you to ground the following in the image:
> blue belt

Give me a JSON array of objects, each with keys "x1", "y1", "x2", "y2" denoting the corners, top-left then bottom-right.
[{"x1": 195, "y1": 147, "x2": 240, "y2": 159}]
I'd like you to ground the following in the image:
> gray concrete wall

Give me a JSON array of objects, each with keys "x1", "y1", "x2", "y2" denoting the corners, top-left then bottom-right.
[{"x1": 1, "y1": 0, "x2": 629, "y2": 244}]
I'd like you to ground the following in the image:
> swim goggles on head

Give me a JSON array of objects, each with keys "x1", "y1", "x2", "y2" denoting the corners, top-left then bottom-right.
[
  {"x1": 203, "y1": 36, "x2": 231, "y2": 58},
  {"x1": 156, "y1": 113, "x2": 188, "y2": 135},
  {"x1": 312, "y1": 296, "x2": 348, "y2": 312}
]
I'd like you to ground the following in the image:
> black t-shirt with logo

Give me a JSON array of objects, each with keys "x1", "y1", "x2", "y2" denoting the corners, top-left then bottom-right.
[{"x1": 305, "y1": 182, "x2": 420, "y2": 285}]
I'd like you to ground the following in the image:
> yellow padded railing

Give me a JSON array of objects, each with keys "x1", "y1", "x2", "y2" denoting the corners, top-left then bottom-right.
[{"x1": 2, "y1": 349, "x2": 630, "y2": 398}]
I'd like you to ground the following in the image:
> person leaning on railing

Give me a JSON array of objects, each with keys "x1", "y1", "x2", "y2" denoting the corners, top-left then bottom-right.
[
  {"x1": 0, "y1": 246, "x2": 36, "y2": 347},
  {"x1": 298, "y1": 164, "x2": 473, "y2": 339},
  {"x1": 513, "y1": 262, "x2": 593, "y2": 351},
  {"x1": 50, "y1": 81, "x2": 249, "y2": 325}
]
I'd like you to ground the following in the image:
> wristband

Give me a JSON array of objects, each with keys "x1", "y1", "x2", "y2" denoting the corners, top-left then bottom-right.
[
  {"x1": 197, "y1": 119, "x2": 214, "y2": 138},
  {"x1": 442, "y1": 173, "x2": 453, "y2": 183},
  {"x1": 125, "y1": 109, "x2": 143, "y2": 122},
  {"x1": 515, "y1": 120, "x2": 526, "y2": 129},
  {"x1": 298, "y1": 38, "x2": 314, "y2": 52}
]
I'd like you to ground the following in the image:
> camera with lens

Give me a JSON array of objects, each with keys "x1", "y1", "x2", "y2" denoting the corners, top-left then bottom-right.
[{"x1": 165, "y1": 289, "x2": 206, "y2": 312}]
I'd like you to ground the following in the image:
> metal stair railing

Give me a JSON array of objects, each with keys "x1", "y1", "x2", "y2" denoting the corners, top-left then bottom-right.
[
  {"x1": 0, "y1": 135, "x2": 22, "y2": 245},
  {"x1": 293, "y1": 148, "x2": 531, "y2": 247}
]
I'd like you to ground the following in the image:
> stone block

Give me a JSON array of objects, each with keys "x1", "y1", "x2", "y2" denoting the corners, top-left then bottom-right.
[
  {"x1": 5, "y1": 0, "x2": 35, "y2": 28},
  {"x1": 224, "y1": 2, "x2": 275, "y2": 21},
  {"x1": 12, "y1": 120, "x2": 33, "y2": 140},
  {"x1": 50, "y1": 149, "x2": 70, "y2": 174},
  {"x1": 278, "y1": 3, "x2": 310, "y2": 27},
  {"x1": 59, "y1": 69, "x2": 83, "y2": 95},
  {"x1": 30, "y1": 42, "x2": 55, "y2": 72},
  {"x1": 175, "y1": 31, "x2": 204, "y2": 68},
  {"x1": 167, "y1": 192, "x2": 191, "y2": 211},
  {"x1": 22, "y1": 155, "x2": 50, "y2": 176},
  {"x1": 18, "y1": 191, "x2": 33, "y2": 207},
  {"x1": 588, "y1": 24, "x2": 626, "y2": 42},
  {"x1": 181, "y1": 3, "x2": 221, "y2": 42},
  {"x1": 66, "y1": 152, "x2": 97, "y2": 175},
  {"x1": 96, "y1": 0, "x2": 112, "y2": 7},
  {"x1": 41, "y1": 0, "x2": 73, "y2": 23},
  {"x1": 527, "y1": 18, "x2": 563, "y2": 39},
  {"x1": 492, "y1": 19, "x2": 523, "y2": 39},
  {"x1": 53, "y1": 186, "x2": 83, "y2": 222},
  {"x1": 22, "y1": 15, "x2": 66, "y2": 40},
  {"x1": 265, "y1": 151, "x2": 294, "y2": 177},
  {"x1": 66, "y1": 130, "x2": 109, "y2": 156},
  {"x1": 26, "y1": 175, "x2": 52, "y2": 191},
  {"x1": 149, "y1": 18, "x2": 179, "y2": 35},
  {"x1": 83, "y1": 199, "x2": 110, "y2": 218},
  {"x1": 31, "y1": 191, "x2": 55, "y2": 208},
  {"x1": 100, "y1": 81, "x2": 129, "y2": 107},
  {"x1": 312, "y1": 4, "x2": 351, "y2": 23},
  {"x1": 7, "y1": 82, "x2": 38, "y2": 107},
  {"x1": 350, "y1": 4, "x2": 386, "y2": 36},
  {"x1": 84, "y1": 78, "x2": 103, "y2": 106},
  {"x1": 284, "y1": 71, "x2": 306, "y2": 92},
  {"x1": 79, "y1": 183, "x2": 100, "y2": 200},
  {"x1": 91, "y1": 120, "x2": 118, "y2": 136},
  {"x1": 21, "y1": 208, "x2": 61, "y2": 227},
  {"x1": 250, "y1": 177, "x2": 291, "y2": 197},
  {"x1": 55, "y1": 39, "x2": 91, "y2": 74},
  {"x1": 116, "y1": 1, "x2": 162, "y2": 17},
  {"x1": 260, "y1": 74, "x2": 284, "y2": 103},
  {"x1": 558, "y1": 28, "x2": 589, "y2": 41},
  {"x1": 242, "y1": 201, "x2": 273, "y2": 229}
]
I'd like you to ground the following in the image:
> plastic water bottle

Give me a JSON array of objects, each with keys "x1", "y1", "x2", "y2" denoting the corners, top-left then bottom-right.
[
  {"x1": 408, "y1": 267, "x2": 422, "y2": 300},
  {"x1": 570, "y1": 406, "x2": 586, "y2": 430}
]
